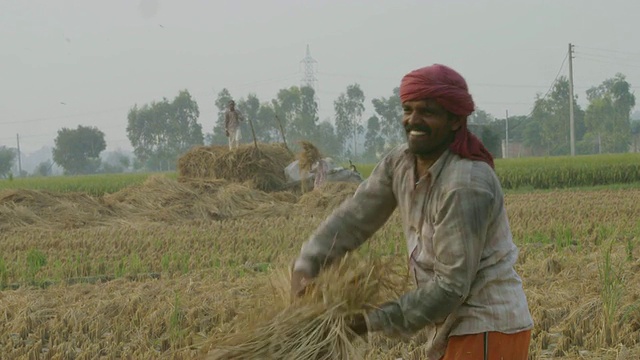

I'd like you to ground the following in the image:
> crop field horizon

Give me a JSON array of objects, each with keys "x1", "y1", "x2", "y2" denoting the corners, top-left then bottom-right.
[{"x1": 2, "y1": 152, "x2": 640, "y2": 196}]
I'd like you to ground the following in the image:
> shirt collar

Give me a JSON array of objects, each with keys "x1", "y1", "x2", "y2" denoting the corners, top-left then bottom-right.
[{"x1": 403, "y1": 147, "x2": 452, "y2": 184}]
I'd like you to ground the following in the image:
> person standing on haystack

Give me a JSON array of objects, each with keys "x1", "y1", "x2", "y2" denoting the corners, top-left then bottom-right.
[
  {"x1": 290, "y1": 64, "x2": 533, "y2": 359},
  {"x1": 224, "y1": 100, "x2": 244, "y2": 150}
]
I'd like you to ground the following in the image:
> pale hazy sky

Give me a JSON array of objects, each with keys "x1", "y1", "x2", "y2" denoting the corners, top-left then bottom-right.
[{"x1": 2, "y1": 0, "x2": 639, "y2": 153}]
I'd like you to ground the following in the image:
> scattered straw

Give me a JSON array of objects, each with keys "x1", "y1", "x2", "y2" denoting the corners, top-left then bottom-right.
[
  {"x1": 0, "y1": 189, "x2": 116, "y2": 231},
  {"x1": 297, "y1": 182, "x2": 360, "y2": 213}
]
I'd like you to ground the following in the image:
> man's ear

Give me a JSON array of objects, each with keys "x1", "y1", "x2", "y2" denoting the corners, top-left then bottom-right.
[{"x1": 450, "y1": 115, "x2": 464, "y2": 131}]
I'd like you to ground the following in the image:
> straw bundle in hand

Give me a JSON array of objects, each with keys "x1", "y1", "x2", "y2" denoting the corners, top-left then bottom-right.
[{"x1": 205, "y1": 254, "x2": 406, "y2": 360}]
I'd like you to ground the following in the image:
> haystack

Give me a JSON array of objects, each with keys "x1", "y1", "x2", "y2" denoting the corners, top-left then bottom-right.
[
  {"x1": 178, "y1": 143, "x2": 294, "y2": 192},
  {"x1": 177, "y1": 145, "x2": 229, "y2": 179},
  {"x1": 205, "y1": 253, "x2": 407, "y2": 360}
]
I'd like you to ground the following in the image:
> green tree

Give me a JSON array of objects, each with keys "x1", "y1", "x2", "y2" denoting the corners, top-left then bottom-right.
[
  {"x1": 631, "y1": 119, "x2": 640, "y2": 152},
  {"x1": 52, "y1": 125, "x2": 106, "y2": 175},
  {"x1": 522, "y1": 120, "x2": 545, "y2": 155},
  {"x1": 371, "y1": 87, "x2": 403, "y2": 151},
  {"x1": 334, "y1": 83, "x2": 365, "y2": 158},
  {"x1": 0, "y1": 146, "x2": 17, "y2": 178},
  {"x1": 468, "y1": 124, "x2": 502, "y2": 158},
  {"x1": 468, "y1": 109, "x2": 494, "y2": 125},
  {"x1": 584, "y1": 73, "x2": 636, "y2": 153},
  {"x1": 236, "y1": 94, "x2": 259, "y2": 144},
  {"x1": 363, "y1": 115, "x2": 385, "y2": 162},
  {"x1": 33, "y1": 160, "x2": 53, "y2": 177},
  {"x1": 127, "y1": 90, "x2": 204, "y2": 170},
  {"x1": 271, "y1": 85, "x2": 320, "y2": 150},
  {"x1": 530, "y1": 77, "x2": 585, "y2": 156},
  {"x1": 292, "y1": 86, "x2": 319, "y2": 140},
  {"x1": 314, "y1": 120, "x2": 342, "y2": 158},
  {"x1": 256, "y1": 102, "x2": 279, "y2": 143}
]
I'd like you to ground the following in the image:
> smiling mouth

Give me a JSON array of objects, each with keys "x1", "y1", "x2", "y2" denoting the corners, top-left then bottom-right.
[{"x1": 409, "y1": 130, "x2": 428, "y2": 136}]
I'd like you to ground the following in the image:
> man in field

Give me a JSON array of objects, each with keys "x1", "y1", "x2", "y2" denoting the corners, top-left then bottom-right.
[
  {"x1": 224, "y1": 100, "x2": 244, "y2": 150},
  {"x1": 290, "y1": 64, "x2": 533, "y2": 359}
]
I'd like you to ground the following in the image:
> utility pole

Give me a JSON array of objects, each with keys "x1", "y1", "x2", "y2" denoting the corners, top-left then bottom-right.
[
  {"x1": 16, "y1": 133, "x2": 22, "y2": 176},
  {"x1": 568, "y1": 43, "x2": 576, "y2": 156},
  {"x1": 505, "y1": 110, "x2": 509, "y2": 159}
]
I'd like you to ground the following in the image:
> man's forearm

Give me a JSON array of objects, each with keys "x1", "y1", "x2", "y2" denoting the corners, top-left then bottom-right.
[
  {"x1": 366, "y1": 279, "x2": 463, "y2": 336},
  {"x1": 293, "y1": 154, "x2": 398, "y2": 277},
  {"x1": 293, "y1": 198, "x2": 390, "y2": 277}
]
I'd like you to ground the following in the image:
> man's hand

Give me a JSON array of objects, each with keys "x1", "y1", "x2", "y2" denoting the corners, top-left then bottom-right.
[
  {"x1": 345, "y1": 312, "x2": 368, "y2": 336},
  {"x1": 290, "y1": 268, "x2": 315, "y2": 300},
  {"x1": 225, "y1": 130, "x2": 229, "y2": 137}
]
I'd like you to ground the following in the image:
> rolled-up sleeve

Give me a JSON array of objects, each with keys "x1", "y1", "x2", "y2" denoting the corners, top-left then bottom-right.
[
  {"x1": 293, "y1": 154, "x2": 398, "y2": 277},
  {"x1": 367, "y1": 186, "x2": 494, "y2": 336}
]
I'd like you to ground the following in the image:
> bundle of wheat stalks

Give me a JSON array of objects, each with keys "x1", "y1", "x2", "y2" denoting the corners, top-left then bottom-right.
[
  {"x1": 297, "y1": 140, "x2": 322, "y2": 174},
  {"x1": 204, "y1": 254, "x2": 406, "y2": 360}
]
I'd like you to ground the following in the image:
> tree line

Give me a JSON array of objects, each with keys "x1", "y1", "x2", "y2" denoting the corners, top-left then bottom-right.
[{"x1": 1, "y1": 73, "x2": 639, "y2": 177}]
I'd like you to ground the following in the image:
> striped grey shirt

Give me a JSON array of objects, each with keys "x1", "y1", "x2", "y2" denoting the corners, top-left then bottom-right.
[{"x1": 293, "y1": 144, "x2": 533, "y2": 359}]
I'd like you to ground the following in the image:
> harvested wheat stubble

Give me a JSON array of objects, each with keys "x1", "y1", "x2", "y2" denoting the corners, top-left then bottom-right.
[
  {"x1": 178, "y1": 143, "x2": 294, "y2": 192},
  {"x1": 205, "y1": 254, "x2": 408, "y2": 360},
  {"x1": 0, "y1": 189, "x2": 116, "y2": 231}
]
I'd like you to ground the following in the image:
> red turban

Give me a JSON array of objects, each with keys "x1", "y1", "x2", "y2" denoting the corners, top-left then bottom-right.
[{"x1": 399, "y1": 64, "x2": 494, "y2": 169}]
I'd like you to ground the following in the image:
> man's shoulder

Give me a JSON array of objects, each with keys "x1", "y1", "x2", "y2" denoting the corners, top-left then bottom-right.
[
  {"x1": 381, "y1": 143, "x2": 409, "y2": 162},
  {"x1": 442, "y1": 154, "x2": 499, "y2": 193}
]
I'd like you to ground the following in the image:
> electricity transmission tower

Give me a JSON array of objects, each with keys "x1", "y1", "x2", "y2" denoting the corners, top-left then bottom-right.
[{"x1": 300, "y1": 44, "x2": 318, "y2": 91}]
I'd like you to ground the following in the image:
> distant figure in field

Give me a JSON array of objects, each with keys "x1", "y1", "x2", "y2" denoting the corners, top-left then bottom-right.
[
  {"x1": 310, "y1": 158, "x2": 329, "y2": 190},
  {"x1": 224, "y1": 100, "x2": 244, "y2": 150}
]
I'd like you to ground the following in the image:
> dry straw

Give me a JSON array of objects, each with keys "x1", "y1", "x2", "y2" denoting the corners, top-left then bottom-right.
[
  {"x1": 177, "y1": 143, "x2": 294, "y2": 192},
  {"x1": 204, "y1": 253, "x2": 407, "y2": 360},
  {"x1": 297, "y1": 182, "x2": 359, "y2": 213}
]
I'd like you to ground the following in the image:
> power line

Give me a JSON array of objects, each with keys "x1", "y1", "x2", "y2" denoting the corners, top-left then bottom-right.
[
  {"x1": 508, "y1": 51, "x2": 569, "y2": 133},
  {"x1": 575, "y1": 45, "x2": 640, "y2": 58},
  {"x1": 575, "y1": 54, "x2": 640, "y2": 69}
]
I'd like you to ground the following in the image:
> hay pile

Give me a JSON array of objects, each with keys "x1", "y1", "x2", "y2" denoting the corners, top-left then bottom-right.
[
  {"x1": 205, "y1": 254, "x2": 407, "y2": 360},
  {"x1": 297, "y1": 182, "x2": 360, "y2": 212},
  {"x1": 0, "y1": 189, "x2": 116, "y2": 231},
  {"x1": 176, "y1": 145, "x2": 229, "y2": 179},
  {"x1": 178, "y1": 143, "x2": 294, "y2": 192},
  {"x1": 103, "y1": 175, "x2": 293, "y2": 222}
]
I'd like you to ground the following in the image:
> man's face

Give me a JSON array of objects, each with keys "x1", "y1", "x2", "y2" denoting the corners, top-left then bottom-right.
[
  {"x1": 401, "y1": 99, "x2": 461, "y2": 158},
  {"x1": 229, "y1": 102, "x2": 235, "y2": 110}
]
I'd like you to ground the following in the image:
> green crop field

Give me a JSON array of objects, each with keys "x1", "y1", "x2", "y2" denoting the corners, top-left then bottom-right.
[{"x1": 2, "y1": 153, "x2": 639, "y2": 196}]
